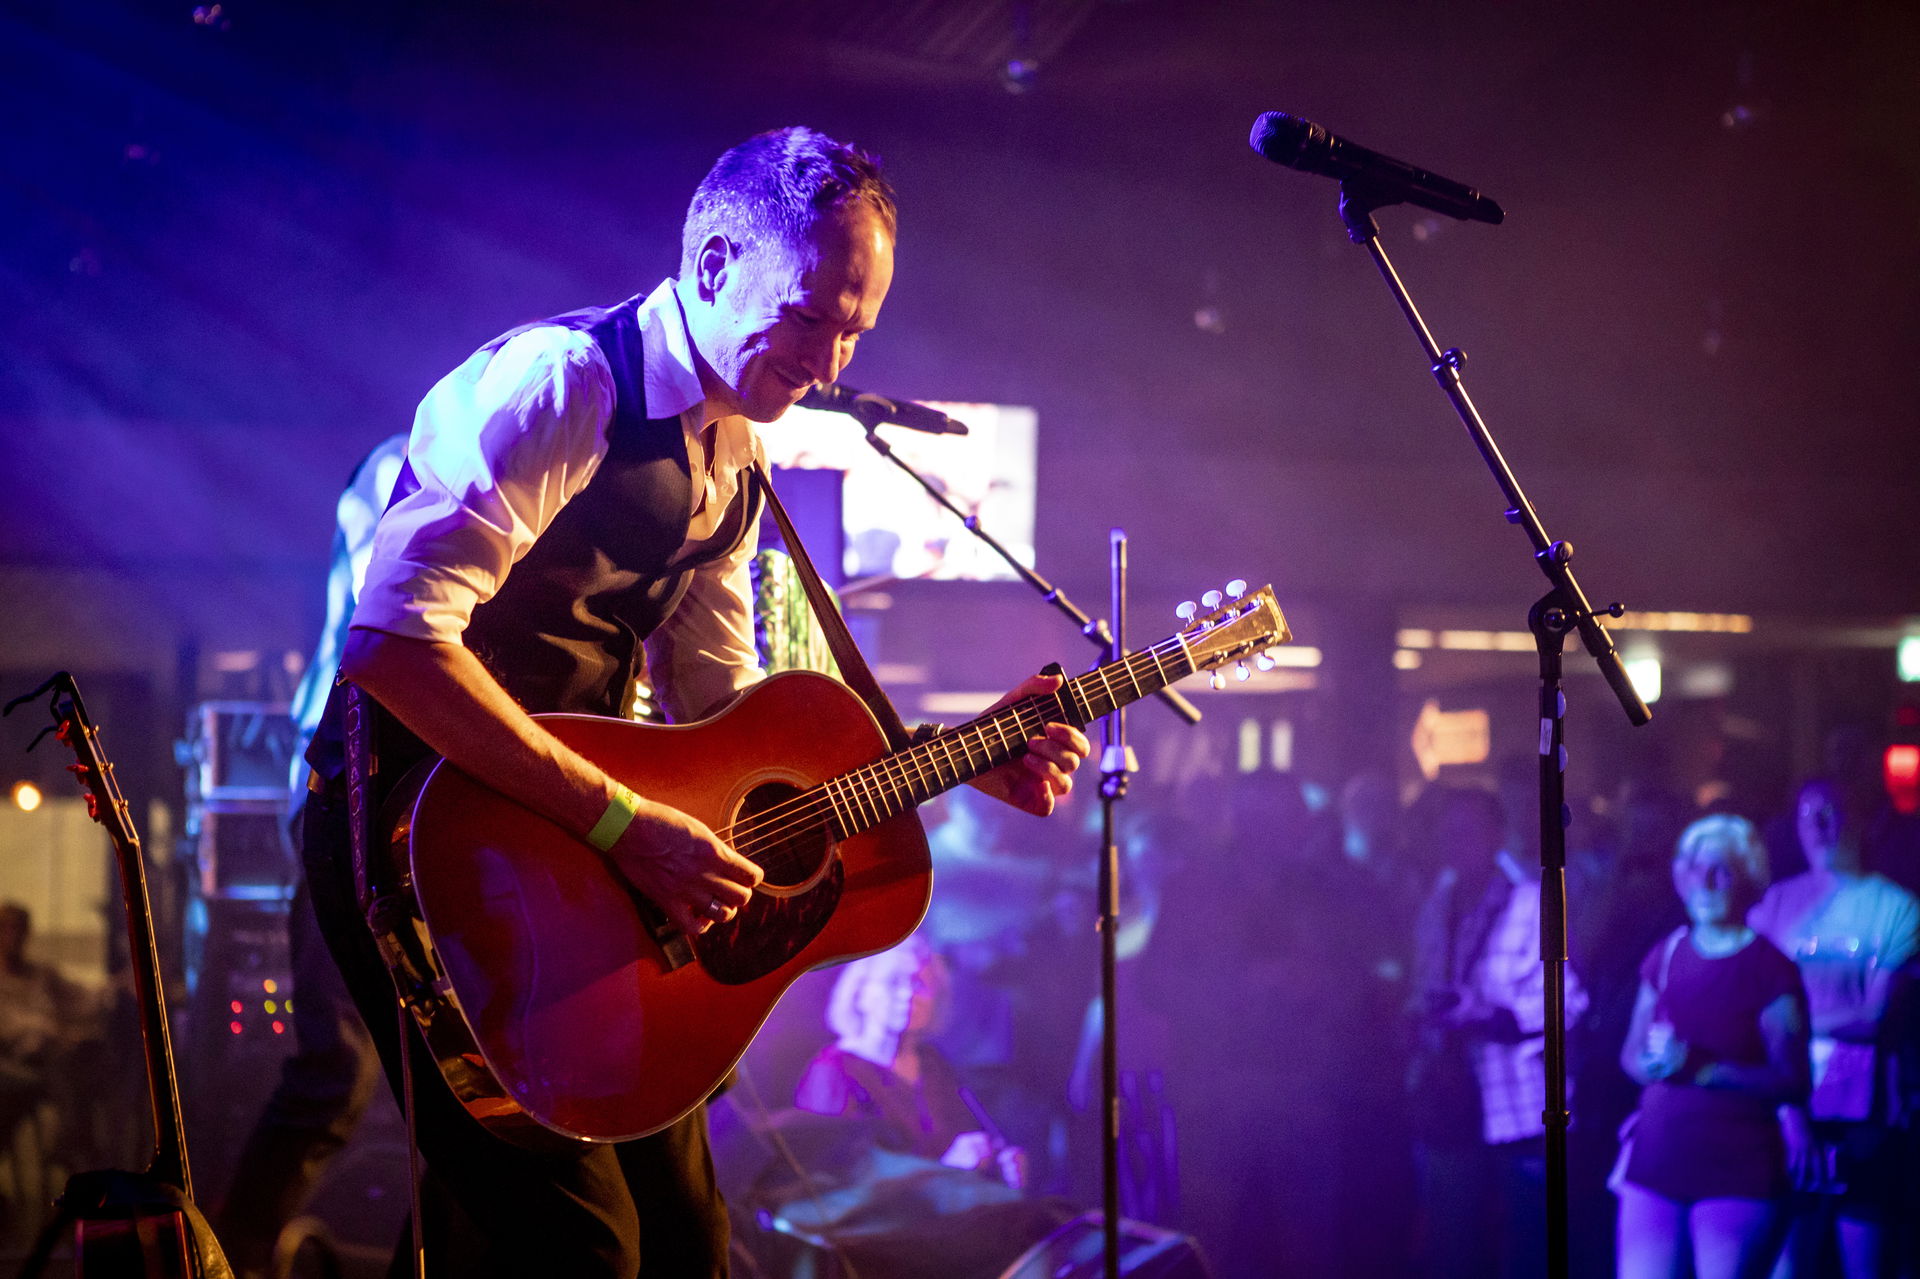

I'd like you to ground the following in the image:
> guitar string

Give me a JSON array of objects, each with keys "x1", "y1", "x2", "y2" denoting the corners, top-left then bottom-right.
[
  {"x1": 717, "y1": 631, "x2": 1194, "y2": 867},
  {"x1": 721, "y1": 700, "x2": 1054, "y2": 877},
  {"x1": 715, "y1": 633, "x2": 1201, "y2": 878},
  {"x1": 714, "y1": 634, "x2": 1185, "y2": 853}
]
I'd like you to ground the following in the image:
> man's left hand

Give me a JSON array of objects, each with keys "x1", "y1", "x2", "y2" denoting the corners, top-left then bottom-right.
[{"x1": 967, "y1": 672, "x2": 1089, "y2": 817}]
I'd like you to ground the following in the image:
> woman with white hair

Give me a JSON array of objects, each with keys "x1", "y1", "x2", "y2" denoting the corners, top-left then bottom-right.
[
  {"x1": 1615, "y1": 814, "x2": 1813, "y2": 1279},
  {"x1": 796, "y1": 934, "x2": 1026, "y2": 1187}
]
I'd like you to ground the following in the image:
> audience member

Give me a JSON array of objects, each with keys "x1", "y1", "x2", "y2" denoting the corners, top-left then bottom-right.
[
  {"x1": 1614, "y1": 815, "x2": 1812, "y2": 1279},
  {"x1": 774, "y1": 935, "x2": 1073, "y2": 1278},
  {"x1": 1409, "y1": 785, "x2": 1589, "y2": 1279},
  {"x1": 1751, "y1": 777, "x2": 1920, "y2": 1279},
  {"x1": 0, "y1": 900, "x2": 96, "y2": 1241},
  {"x1": 798, "y1": 935, "x2": 1026, "y2": 1187}
]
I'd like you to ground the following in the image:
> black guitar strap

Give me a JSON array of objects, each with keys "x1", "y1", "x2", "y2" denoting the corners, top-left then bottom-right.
[{"x1": 753, "y1": 460, "x2": 913, "y2": 752}]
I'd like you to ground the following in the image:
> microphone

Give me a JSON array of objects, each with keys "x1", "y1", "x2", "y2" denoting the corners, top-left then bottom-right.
[
  {"x1": 798, "y1": 383, "x2": 970, "y2": 435},
  {"x1": 1248, "y1": 111, "x2": 1504, "y2": 226}
]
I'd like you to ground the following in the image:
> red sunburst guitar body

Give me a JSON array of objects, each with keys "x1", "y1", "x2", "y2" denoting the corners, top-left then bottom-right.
[{"x1": 400, "y1": 671, "x2": 930, "y2": 1145}]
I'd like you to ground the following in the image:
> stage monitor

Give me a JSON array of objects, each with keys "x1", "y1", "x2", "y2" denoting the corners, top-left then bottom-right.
[{"x1": 760, "y1": 401, "x2": 1037, "y2": 584}]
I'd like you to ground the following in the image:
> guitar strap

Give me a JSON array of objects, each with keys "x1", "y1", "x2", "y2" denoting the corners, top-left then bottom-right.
[{"x1": 753, "y1": 460, "x2": 913, "y2": 752}]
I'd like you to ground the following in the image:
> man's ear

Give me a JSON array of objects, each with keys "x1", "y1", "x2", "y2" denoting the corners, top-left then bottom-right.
[{"x1": 695, "y1": 234, "x2": 732, "y2": 301}]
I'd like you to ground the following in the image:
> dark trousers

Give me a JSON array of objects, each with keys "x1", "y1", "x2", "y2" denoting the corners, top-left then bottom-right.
[{"x1": 301, "y1": 791, "x2": 729, "y2": 1279}]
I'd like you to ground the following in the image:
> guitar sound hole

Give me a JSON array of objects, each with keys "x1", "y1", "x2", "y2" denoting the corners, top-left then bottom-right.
[{"x1": 735, "y1": 781, "x2": 833, "y2": 889}]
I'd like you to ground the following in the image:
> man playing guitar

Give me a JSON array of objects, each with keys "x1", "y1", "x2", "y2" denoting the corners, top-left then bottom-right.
[{"x1": 300, "y1": 127, "x2": 1088, "y2": 1278}]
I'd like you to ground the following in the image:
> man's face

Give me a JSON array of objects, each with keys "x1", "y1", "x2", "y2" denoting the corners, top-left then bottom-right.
[
  {"x1": 687, "y1": 200, "x2": 894, "y2": 423},
  {"x1": 1796, "y1": 781, "x2": 1852, "y2": 871}
]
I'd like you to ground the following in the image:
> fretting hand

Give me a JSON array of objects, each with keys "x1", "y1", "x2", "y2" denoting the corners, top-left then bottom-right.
[{"x1": 967, "y1": 672, "x2": 1090, "y2": 817}]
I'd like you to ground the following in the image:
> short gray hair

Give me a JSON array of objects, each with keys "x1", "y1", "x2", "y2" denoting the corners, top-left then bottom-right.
[{"x1": 681, "y1": 127, "x2": 896, "y2": 280}]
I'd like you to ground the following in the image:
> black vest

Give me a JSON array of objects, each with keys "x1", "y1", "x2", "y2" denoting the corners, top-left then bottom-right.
[{"x1": 309, "y1": 295, "x2": 763, "y2": 785}]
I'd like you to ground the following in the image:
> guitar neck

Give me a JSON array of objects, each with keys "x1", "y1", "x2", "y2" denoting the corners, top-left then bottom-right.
[
  {"x1": 113, "y1": 827, "x2": 194, "y2": 1197},
  {"x1": 65, "y1": 700, "x2": 194, "y2": 1197},
  {"x1": 717, "y1": 585, "x2": 1284, "y2": 862},
  {"x1": 816, "y1": 633, "x2": 1195, "y2": 842}
]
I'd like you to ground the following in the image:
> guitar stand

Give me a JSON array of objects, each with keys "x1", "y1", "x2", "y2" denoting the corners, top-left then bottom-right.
[{"x1": 13, "y1": 1170, "x2": 230, "y2": 1279}]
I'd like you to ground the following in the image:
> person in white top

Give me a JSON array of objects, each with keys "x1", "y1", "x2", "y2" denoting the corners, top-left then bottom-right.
[
  {"x1": 1748, "y1": 777, "x2": 1920, "y2": 1279},
  {"x1": 302, "y1": 128, "x2": 1089, "y2": 1279}
]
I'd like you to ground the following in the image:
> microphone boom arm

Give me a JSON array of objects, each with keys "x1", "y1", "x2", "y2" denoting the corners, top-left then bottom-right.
[{"x1": 851, "y1": 425, "x2": 1200, "y2": 726}]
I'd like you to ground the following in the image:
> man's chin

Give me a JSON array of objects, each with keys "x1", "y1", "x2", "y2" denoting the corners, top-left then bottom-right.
[{"x1": 743, "y1": 386, "x2": 808, "y2": 424}]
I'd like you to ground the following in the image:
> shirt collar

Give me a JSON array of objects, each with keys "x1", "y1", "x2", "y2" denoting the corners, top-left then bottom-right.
[{"x1": 636, "y1": 278, "x2": 709, "y2": 423}]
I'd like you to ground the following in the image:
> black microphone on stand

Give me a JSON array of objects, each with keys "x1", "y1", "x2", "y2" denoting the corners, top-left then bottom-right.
[
  {"x1": 1249, "y1": 111, "x2": 1504, "y2": 226},
  {"x1": 798, "y1": 383, "x2": 970, "y2": 436}
]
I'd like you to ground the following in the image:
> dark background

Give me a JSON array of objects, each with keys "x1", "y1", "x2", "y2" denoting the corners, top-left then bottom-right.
[{"x1": 4, "y1": 0, "x2": 1916, "y2": 627}]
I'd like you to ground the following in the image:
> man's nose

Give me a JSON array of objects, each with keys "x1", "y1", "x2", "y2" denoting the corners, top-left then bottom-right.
[{"x1": 799, "y1": 333, "x2": 842, "y2": 385}]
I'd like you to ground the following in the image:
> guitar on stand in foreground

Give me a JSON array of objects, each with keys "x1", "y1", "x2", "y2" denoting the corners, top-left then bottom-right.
[
  {"x1": 5, "y1": 673, "x2": 232, "y2": 1279},
  {"x1": 364, "y1": 583, "x2": 1289, "y2": 1150}
]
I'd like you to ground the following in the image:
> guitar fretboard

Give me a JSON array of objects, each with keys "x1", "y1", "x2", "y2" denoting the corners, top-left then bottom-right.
[{"x1": 723, "y1": 634, "x2": 1196, "y2": 864}]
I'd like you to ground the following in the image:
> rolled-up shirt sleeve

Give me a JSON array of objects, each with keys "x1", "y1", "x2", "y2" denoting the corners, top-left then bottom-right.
[{"x1": 352, "y1": 328, "x2": 615, "y2": 643}]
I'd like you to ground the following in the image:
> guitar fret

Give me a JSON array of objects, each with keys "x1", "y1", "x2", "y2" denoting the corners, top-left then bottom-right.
[
  {"x1": 915, "y1": 742, "x2": 941, "y2": 801},
  {"x1": 823, "y1": 777, "x2": 849, "y2": 840},
  {"x1": 890, "y1": 752, "x2": 915, "y2": 809}
]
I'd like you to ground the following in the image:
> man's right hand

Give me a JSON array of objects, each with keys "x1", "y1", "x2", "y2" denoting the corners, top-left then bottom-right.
[{"x1": 606, "y1": 799, "x2": 763, "y2": 937}]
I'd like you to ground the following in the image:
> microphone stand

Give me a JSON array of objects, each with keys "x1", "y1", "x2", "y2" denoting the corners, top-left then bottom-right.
[
  {"x1": 1330, "y1": 182, "x2": 1652, "y2": 1279},
  {"x1": 1098, "y1": 528, "x2": 1136, "y2": 1279},
  {"x1": 848, "y1": 419, "x2": 1201, "y2": 727},
  {"x1": 846, "y1": 420, "x2": 1192, "y2": 1279}
]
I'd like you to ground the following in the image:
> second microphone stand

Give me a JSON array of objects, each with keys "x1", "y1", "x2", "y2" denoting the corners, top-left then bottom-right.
[{"x1": 846, "y1": 418, "x2": 1194, "y2": 1279}]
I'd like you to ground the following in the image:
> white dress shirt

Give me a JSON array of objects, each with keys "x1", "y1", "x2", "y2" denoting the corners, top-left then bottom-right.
[{"x1": 351, "y1": 279, "x2": 765, "y2": 721}]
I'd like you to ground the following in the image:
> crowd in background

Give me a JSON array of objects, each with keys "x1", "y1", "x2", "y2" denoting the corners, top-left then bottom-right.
[
  {"x1": 6, "y1": 725, "x2": 1919, "y2": 1278},
  {"x1": 763, "y1": 726, "x2": 1920, "y2": 1278}
]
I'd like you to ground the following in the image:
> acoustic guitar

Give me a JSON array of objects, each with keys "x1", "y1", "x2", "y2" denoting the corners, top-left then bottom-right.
[
  {"x1": 6, "y1": 673, "x2": 231, "y2": 1278},
  {"x1": 375, "y1": 585, "x2": 1288, "y2": 1149}
]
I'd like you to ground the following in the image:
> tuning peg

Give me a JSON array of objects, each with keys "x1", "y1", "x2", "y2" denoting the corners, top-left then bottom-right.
[
  {"x1": 1255, "y1": 653, "x2": 1276, "y2": 672},
  {"x1": 1176, "y1": 600, "x2": 1197, "y2": 621},
  {"x1": 1202, "y1": 590, "x2": 1223, "y2": 610},
  {"x1": 1227, "y1": 579, "x2": 1247, "y2": 599},
  {"x1": 1234, "y1": 662, "x2": 1251, "y2": 682},
  {"x1": 1209, "y1": 670, "x2": 1225, "y2": 690}
]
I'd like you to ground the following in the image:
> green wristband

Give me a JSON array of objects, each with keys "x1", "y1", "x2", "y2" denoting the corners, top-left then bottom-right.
[{"x1": 587, "y1": 784, "x2": 641, "y2": 852}]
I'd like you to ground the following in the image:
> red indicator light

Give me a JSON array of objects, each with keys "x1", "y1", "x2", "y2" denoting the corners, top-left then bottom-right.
[
  {"x1": 1888, "y1": 745, "x2": 1920, "y2": 815},
  {"x1": 271, "y1": 1020, "x2": 286, "y2": 1035},
  {"x1": 230, "y1": 1001, "x2": 243, "y2": 1014},
  {"x1": 229, "y1": 1021, "x2": 244, "y2": 1035}
]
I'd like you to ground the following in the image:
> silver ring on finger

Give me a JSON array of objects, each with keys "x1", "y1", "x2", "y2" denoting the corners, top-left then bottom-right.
[{"x1": 706, "y1": 896, "x2": 727, "y2": 920}]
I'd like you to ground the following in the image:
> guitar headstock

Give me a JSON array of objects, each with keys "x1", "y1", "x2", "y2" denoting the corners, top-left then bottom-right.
[
  {"x1": 1175, "y1": 581, "x2": 1292, "y2": 685},
  {"x1": 4, "y1": 672, "x2": 135, "y2": 844}
]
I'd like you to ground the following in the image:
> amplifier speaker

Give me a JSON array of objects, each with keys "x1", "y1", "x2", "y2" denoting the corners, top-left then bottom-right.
[
  {"x1": 181, "y1": 897, "x2": 295, "y2": 1197},
  {"x1": 995, "y1": 1211, "x2": 1213, "y2": 1279}
]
